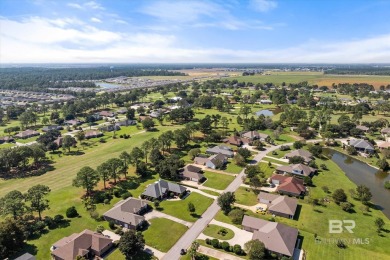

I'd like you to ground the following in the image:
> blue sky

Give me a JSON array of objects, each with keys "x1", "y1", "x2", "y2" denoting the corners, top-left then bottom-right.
[{"x1": 1, "y1": 0, "x2": 390, "y2": 63}]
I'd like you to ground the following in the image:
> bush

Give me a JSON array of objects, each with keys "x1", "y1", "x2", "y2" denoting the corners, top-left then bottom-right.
[
  {"x1": 89, "y1": 210, "x2": 100, "y2": 220},
  {"x1": 337, "y1": 239, "x2": 346, "y2": 248},
  {"x1": 44, "y1": 216, "x2": 56, "y2": 229},
  {"x1": 280, "y1": 145, "x2": 290, "y2": 151},
  {"x1": 53, "y1": 214, "x2": 64, "y2": 223},
  {"x1": 221, "y1": 241, "x2": 230, "y2": 251},
  {"x1": 228, "y1": 209, "x2": 244, "y2": 224},
  {"x1": 109, "y1": 221, "x2": 116, "y2": 230},
  {"x1": 340, "y1": 202, "x2": 353, "y2": 212},
  {"x1": 104, "y1": 199, "x2": 110, "y2": 204},
  {"x1": 114, "y1": 189, "x2": 124, "y2": 198},
  {"x1": 96, "y1": 225, "x2": 105, "y2": 233},
  {"x1": 205, "y1": 238, "x2": 211, "y2": 245},
  {"x1": 121, "y1": 191, "x2": 132, "y2": 199},
  {"x1": 211, "y1": 239, "x2": 220, "y2": 248},
  {"x1": 66, "y1": 206, "x2": 78, "y2": 218},
  {"x1": 320, "y1": 164, "x2": 328, "y2": 170},
  {"x1": 233, "y1": 244, "x2": 243, "y2": 255}
]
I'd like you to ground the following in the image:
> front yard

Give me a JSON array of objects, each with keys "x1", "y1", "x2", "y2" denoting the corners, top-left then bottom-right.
[
  {"x1": 234, "y1": 187, "x2": 259, "y2": 206},
  {"x1": 143, "y1": 218, "x2": 188, "y2": 252},
  {"x1": 203, "y1": 171, "x2": 235, "y2": 190}
]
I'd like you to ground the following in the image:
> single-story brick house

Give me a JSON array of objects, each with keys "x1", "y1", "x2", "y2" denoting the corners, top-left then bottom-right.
[
  {"x1": 276, "y1": 164, "x2": 316, "y2": 177},
  {"x1": 180, "y1": 165, "x2": 204, "y2": 182},
  {"x1": 258, "y1": 192, "x2": 298, "y2": 219},
  {"x1": 14, "y1": 129, "x2": 40, "y2": 139},
  {"x1": 141, "y1": 179, "x2": 187, "y2": 200},
  {"x1": 270, "y1": 174, "x2": 306, "y2": 197}
]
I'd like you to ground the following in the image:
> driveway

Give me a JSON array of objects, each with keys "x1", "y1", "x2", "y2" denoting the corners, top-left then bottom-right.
[
  {"x1": 198, "y1": 245, "x2": 245, "y2": 260},
  {"x1": 144, "y1": 210, "x2": 193, "y2": 227},
  {"x1": 102, "y1": 230, "x2": 121, "y2": 242},
  {"x1": 198, "y1": 219, "x2": 253, "y2": 247}
]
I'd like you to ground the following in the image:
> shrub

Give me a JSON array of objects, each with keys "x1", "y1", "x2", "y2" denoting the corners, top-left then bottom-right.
[
  {"x1": 280, "y1": 145, "x2": 290, "y2": 151},
  {"x1": 322, "y1": 186, "x2": 330, "y2": 193},
  {"x1": 337, "y1": 239, "x2": 346, "y2": 248},
  {"x1": 211, "y1": 239, "x2": 220, "y2": 248},
  {"x1": 104, "y1": 199, "x2": 110, "y2": 204},
  {"x1": 66, "y1": 206, "x2": 78, "y2": 218},
  {"x1": 53, "y1": 214, "x2": 64, "y2": 223},
  {"x1": 228, "y1": 209, "x2": 244, "y2": 224},
  {"x1": 221, "y1": 241, "x2": 230, "y2": 251},
  {"x1": 233, "y1": 244, "x2": 243, "y2": 255},
  {"x1": 205, "y1": 238, "x2": 211, "y2": 245},
  {"x1": 320, "y1": 164, "x2": 328, "y2": 170},
  {"x1": 340, "y1": 202, "x2": 353, "y2": 212},
  {"x1": 121, "y1": 191, "x2": 132, "y2": 199},
  {"x1": 44, "y1": 216, "x2": 56, "y2": 229},
  {"x1": 96, "y1": 225, "x2": 105, "y2": 233},
  {"x1": 114, "y1": 189, "x2": 124, "y2": 198},
  {"x1": 109, "y1": 221, "x2": 116, "y2": 230},
  {"x1": 114, "y1": 227, "x2": 124, "y2": 235},
  {"x1": 89, "y1": 210, "x2": 100, "y2": 220}
]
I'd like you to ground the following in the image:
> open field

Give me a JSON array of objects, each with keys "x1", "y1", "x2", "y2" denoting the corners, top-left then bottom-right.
[
  {"x1": 143, "y1": 218, "x2": 188, "y2": 252},
  {"x1": 229, "y1": 71, "x2": 390, "y2": 88}
]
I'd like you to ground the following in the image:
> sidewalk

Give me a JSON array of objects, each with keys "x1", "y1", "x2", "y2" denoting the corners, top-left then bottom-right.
[{"x1": 144, "y1": 210, "x2": 193, "y2": 227}]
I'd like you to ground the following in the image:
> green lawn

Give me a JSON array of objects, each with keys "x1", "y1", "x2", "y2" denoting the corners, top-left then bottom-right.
[
  {"x1": 216, "y1": 154, "x2": 390, "y2": 260},
  {"x1": 157, "y1": 192, "x2": 214, "y2": 222},
  {"x1": 202, "y1": 224, "x2": 235, "y2": 240},
  {"x1": 224, "y1": 162, "x2": 244, "y2": 174},
  {"x1": 258, "y1": 162, "x2": 276, "y2": 178},
  {"x1": 143, "y1": 218, "x2": 188, "y2": 252},
  {"x1": 106, "y1": 248, "x2": 157, "y2": 260},
  {"x1": 234, "y1": 187, "x2": 259, "y2": 206},
  {"x1": 203, "y1": 171, "x2": 235, "y2": 190},
  {"x1": 199, "y1": 189, "x2": 221, "y2": 196},
  {"x1": 262, "y1": 157, "x2": 289, "y2": 166}
]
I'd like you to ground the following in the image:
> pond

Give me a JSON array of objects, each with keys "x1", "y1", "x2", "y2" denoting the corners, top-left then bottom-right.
[
  {"x1": 323, "y1": 148, "x2": 390, "y2": 219},
  {"x1": 94, "y1": 81, "x2": 122, "y2": 89},
  {"x1": 255, "y1": 109, "x2": 274, "y2": 117}
]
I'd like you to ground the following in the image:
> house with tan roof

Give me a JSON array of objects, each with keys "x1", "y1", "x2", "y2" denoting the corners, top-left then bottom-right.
[
  {"x1": 270, "y1": 174, "x2": 306, "y2": 197},
  {"x1": 51, "y1": 229, "x2": 113, "y2": 260},
  {"x1": 258, "y1": 192, "x2": 298, "y2": 219},
  {"x1": 193, "y1": 153, "x2": 228, "y2": 169},
  {"x1": 14, "y1": 129, "x2": 40, "y2": 139},
  {"x1": 242, "y1": 215, "x2": 298, "y2": 257},
  {"x1": 241, "y1": 131, "x2": 270, "y2": 142},
  {"x1": 180, "y1": 165, "x2": 204, "y2": 182},
  {"x1": 223, "y1": 135, "x2": 243, "y2": 146},
  {"x1": 103, "y1": 197, "x2": 148, "y2": 230},
  {"x1": 276, "y1": 164, "x2": 316, "y2": 177},
  {"x1": 284, "y1": 149, "x2": 313, "y2": 164}
]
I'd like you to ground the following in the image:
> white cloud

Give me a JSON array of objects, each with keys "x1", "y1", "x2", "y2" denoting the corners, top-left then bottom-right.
[
  {"x1": 85, "y1": 1, "x2": 105, "y2": 10},
  {"x1": 67, "y1": 3, "x2": 83, "y2": 9},
  {"x1": 114, "y1": 19, "x2": 128, "y2": 25},
  {"x1": 1, "y1": 16, "x2": 390, "y2": 63},
  {"x1": 90, "y1": 17, "x2": 102, "y2": 23},
  {"x1": 251, "y1": 0, "x2": 278, "y2": 12}
]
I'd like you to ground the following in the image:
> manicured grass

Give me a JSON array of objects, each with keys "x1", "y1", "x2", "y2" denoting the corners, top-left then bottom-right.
[
  {"x1": 200, "y1": 189, "x2": 221, "y2": 196},
  {"x1": 234, "y1": 187, "x2": 258, "y2": 206},
  {"x1": 157, "y1": 192, "x2": 214, "y2": 222},
  {"x1": 202, "y1": 224, "x2": 235, "y2": 240},
  {"x1": 258, "y1": 162, "x2": 275, "y2": 178},
  {"x1": 203, "y1": 171, "x2": 235, "y2": 190},
  {"x1": 143, "y1": 218, "x2": 188, "y2": 252},
  {"x1": 224, "y1": 162, "x2": 244, "y2": 174},
  {"x1": 106, "y1": 249, "x2": 157, "y2": 260},
  {"x1": 197, "y1": 239, "x2": 249, "y2": 259},
  {"x1": 262, "y1": 157, "x2": 288, "y2": 166}
]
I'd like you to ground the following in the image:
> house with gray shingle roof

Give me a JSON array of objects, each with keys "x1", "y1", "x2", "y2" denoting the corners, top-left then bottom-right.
[
  {"x1": 180, "y1": 165, "x2": 204, "y2": 182},
  {"x1": 276, "y1": 164, "x2": 316, "y2": 177},
  {"x1": 284, "y1": 149, "x2": 313, "y2": 164},
  {"x1": 242, "y1": 215, "x2": 298, "y2": 257},
  {"x1": 258, "y1": 192, "x2": 298, "y2": 219},
  {"x1": 141, "y1": 179, "x2": 187, "y2": 200},
  {"x1": 349, "y1": 139, "x2": 375, "y2": 154},
  {"x1": 103, "y1": 197, "x2": 148, "y2": 229},
  {"x1": 206, "y1": 145, "x2": 234, "y2": 158}
]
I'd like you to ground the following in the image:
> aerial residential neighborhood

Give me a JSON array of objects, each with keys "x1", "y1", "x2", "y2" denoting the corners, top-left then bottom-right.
[{"x1": 1, "y1": 1, "x2": 390, "y2": 260}]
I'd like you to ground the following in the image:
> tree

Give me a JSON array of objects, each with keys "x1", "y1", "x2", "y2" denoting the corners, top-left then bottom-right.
[
  {"x1": 141, "y1": 140, "x2": 151, "y2": 164},
  {"x1": 234, "y1": 153, "x2": 246, "y2": 166},
  {"x1": 240, "y1": 105, "x2": 252, "y2": 119},
  {"x1": 288, "y1": 156, "x2": 305, "y2": 164},
  {"x1": 244, "y1": 239, "x2": 265, "y2": 260},
  {"x1": 149, "y1": 148, "x2": 164, "y2": 165},
  {"x1": 218, "y1": 192, "x2": 236, "y2": 214},
  {"x1": 118, "y1": 230, "x2": 145, "y2": 259},
  {"x1": 0, "y1": 190, "x2": 26, "y2": 219},
  {"x1": 245, "y1": 165, "x2": 259, "y2": 178},
  {"x1": 41, "y1": 117, "x2": 49, "y2": 125},
  {"x1": 188, "y1": 202, "x2": 195, "y2": 214},
  {"x1": 107, "y1": 158, "x2": 123, "y2": 184},
  {"x1": 346, "y1": 146, "x2": 357, "y2": 155},
  {"x1": 237, "y1": 147, "x2": 251, "y2": 160},
  {"x1": 130, "y1": 147, "x2": 144, "y2": 169},
  {"x1": 62, "y1": 135, "x2": 76, "y2": 152},
  {"x1": 188, "y1": 148, "x2": 201, "y2": 160},
  {"x1": 340, "y1": 202, "x2": 353, "y2": 212},
  {"x1": 332, "y1": 189, "x2": 347, "y2": 205},
  {"x1": 75, "y1": 131, "x2": 85, "y2": 143},
  {"x1": 126, "y1": 108, "x2": 135, "y2": 120},
  {"x1": 249, "y1": 176, "x2": 262, "y2": 190},
  {"x1": 309, "y1": 145, "x2": 323, "y2": 157},
  {"x1": 73, "y1": 166, "x2": 100, "y2": 197},
  {"x1": 0, "y1": 220, "x2": 26, "y2": 259},
  {"x1": 376, "y1": 158, "x2": 389, "y2": 171},
  {"x1": 303, "y1": 176, "x2": 313, "y2": 186},
  {"x1": 25, "y1": 184, "x2": 51, "y2": 220},
  {"x1": 141, "y1": 118, "x2": 155, "y2": 130},
  {"x1": 293, "y1": 141, "x2": 303, "y2": 149},
  {"x1": 228, "y1": 208, "x2": 244, "y2": 224},
  {"x1": 374, "y1": 218, "x2": 385, "y2": 233},
  {"x1": 119, "y1": 151, "x2": 132, "y2": 178},
  {"x1": 188, "y1": 241, "x2": 200, "y2": 260},
  {"x1": 356, "y1": 185, "x2": 372, "y2": 204},
  {"x1": 97, "y1": 162, "x2": 111, "y2": 190},
  {"x1": 199, "y1": 116, "x2": 213, "y2": 135}
]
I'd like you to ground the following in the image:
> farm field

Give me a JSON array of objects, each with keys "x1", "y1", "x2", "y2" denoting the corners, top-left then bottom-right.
[{"x1": 229, "y1": 71, "x2": 390, "y2": 88}]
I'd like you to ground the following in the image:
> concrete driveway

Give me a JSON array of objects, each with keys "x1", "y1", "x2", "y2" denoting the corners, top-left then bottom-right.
[{"x1": 102, "y1": 230, "x2": 120, "y2": 242}]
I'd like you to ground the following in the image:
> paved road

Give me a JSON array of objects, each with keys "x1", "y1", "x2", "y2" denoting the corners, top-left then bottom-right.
[{"x1": 162, "y1": 144, "x2": 283, "y2": 260}]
